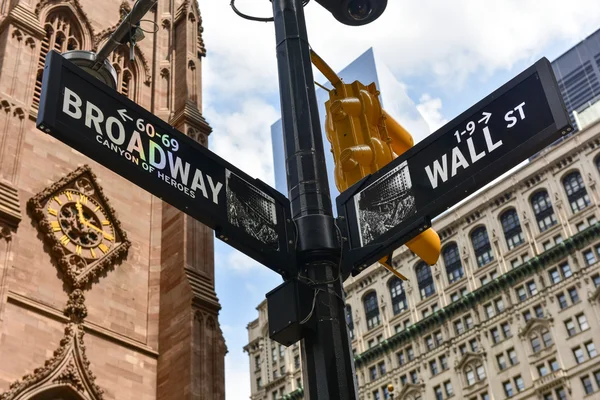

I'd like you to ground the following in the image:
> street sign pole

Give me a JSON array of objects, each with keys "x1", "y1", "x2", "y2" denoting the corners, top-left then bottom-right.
[{"x1": 271, "y1": 0, "x2": 357, "y2": 398}]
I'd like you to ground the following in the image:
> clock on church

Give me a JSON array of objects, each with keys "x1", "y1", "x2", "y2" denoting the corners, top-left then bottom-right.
[{"x1": 27, "y1": 165, "x2": 131, "y2": 288}]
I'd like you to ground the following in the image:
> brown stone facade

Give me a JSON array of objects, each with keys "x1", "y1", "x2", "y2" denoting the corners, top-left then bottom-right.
[{"x1": 0, "y1": 1, "x2": 225, "y2": 399}]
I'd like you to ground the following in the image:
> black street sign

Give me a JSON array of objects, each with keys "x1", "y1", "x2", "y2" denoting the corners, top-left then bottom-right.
[
  {"x1": 36, "y1": 50, "x2": 295, "y2": 275},
  {"x1": 337, "y1": 57, "x2": 572, "y2": 276}
]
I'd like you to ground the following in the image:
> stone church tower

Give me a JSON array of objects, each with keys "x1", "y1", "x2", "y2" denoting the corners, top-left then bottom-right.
[{"x1": 0, "y1": 0, "x2": 226, "y2": 399}]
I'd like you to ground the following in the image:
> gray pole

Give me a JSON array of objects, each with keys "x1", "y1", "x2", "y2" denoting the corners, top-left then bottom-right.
[{"x1": 272, "y1": 0, "x2": 357, "y2": 398}]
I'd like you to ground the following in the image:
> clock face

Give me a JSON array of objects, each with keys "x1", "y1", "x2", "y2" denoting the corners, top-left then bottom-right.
[{"x1": 45, "y1": 189, "x2": 115, "y2": 261}]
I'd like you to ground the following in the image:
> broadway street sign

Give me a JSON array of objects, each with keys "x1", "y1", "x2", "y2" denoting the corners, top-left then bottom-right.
[
  {"x1": 37, "y1": 50, "x2": 295, "y2": 275},
  {"x1": 337, "y1": 57, "x2": 572, "y2": 276}
]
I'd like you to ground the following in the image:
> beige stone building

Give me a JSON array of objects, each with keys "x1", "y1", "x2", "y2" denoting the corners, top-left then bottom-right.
[
  {"x1": 245, "y1": 116, "x2": 600, "y2": 399},
  {"x1": 0, "y1": 0, "x2": 226, "y2": 399}
]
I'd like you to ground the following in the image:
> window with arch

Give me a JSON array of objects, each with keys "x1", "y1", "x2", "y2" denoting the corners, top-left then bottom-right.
[
  {"x1": 416, "y1": 262, "x2": 435, "y2": 300},
  {"x1": 471, "y1": 226, "x2": 493, "y2": 267},
  {"x1": 389, "y1": 277, "x2": 408, "y2": 315},
  {"x1": 33, "y1": 10, "x2": 83, "y2": 109},
  {"x1": 563, "y1": 171, "x2": 590, "y2": 213},
  {"x1": 345, "y1": 304, "x2": 354, "y2": 339},
  {"x1": 363, "y1": 291, "x2": 380, "y2": 330},
  {"x1": 530, "y1": 329, "x2": 553, "y2": 353},
  {"x1": 443, "y1": 243, "x2": 464, "y2": 284},
  {"x1": 463, "y1": 362, "x2": 486, "y2": 387},
  {"x1": 111, "y1": 51, "x2": 138, "y2": 100},
  {"x1": 531, "y1": 190, "x2": 557, "y2": 232},
  {"x1": 501, "y1": 209, "x2": 524, "y2": 250}
]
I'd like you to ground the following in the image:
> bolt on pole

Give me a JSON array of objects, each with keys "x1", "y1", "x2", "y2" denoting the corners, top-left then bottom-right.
[{"x1": 271, "y1": 0, "x2": 358, "y2": 398}]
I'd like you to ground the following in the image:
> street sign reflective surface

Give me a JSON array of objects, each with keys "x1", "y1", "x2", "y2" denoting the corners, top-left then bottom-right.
[
  {"x1": 337, "y1": 57, "x2": 572, "y2": 276},
  {"x1": 37, "y1": 50, "x2": 295, "y2": 275}
]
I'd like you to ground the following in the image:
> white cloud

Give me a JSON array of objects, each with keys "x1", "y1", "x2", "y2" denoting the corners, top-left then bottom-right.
[
  {"x1": 416, "y1": 94, "x2": 449, "y2": 132},
  {"x1": 200, "y1": 0, "x2": 600, "y2": 97},
  {"x1": 205, "y1": 98, "x2": 279, "y2": 185},
  {"x1": 225, "y1": 349, "x2": 252, "y2": 400}
]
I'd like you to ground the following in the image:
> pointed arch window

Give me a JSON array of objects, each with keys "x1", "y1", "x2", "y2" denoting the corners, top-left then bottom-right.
[
  {"x1": 345, "y1": 305, "x2": 354, "y2": 339},
  {"x1": 363, "y1": 291, "x2": 380, "y2": 330},
  {"x1": 531, "y1": 190, "x2": 557, "y2": 232},
  {"x1": 111, "y1": 52, "x2": 137, "y2": 100},
  {"x1": 416, "y1": 262, "x2": 435, "y2": 299},
  {"x1": 563, "y1": 171, "x2": 590, "y2": 213},
  {"x1": 33, "y1": 11, "x2": 83, "y2": 110},
  {"x1": 501, "y1": 209, "x2": 524, "y2": 250},
  {"x1": 443, "y1": 243, "x2": 464, "y2": 284},
  {"x1": 389, "y1": 278, "x2": 407, "y2": 315},
  {"x1": 471, "y1": 226, "x2": 493, "y2": 267}
]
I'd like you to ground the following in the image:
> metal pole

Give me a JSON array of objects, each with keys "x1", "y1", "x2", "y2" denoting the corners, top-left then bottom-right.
[
  {"x1": 272, "y1": 0, "x2": 357, "y2": 399},
  {"x1": 92, "y1": 0, "x2": 157, "y2": 70}
]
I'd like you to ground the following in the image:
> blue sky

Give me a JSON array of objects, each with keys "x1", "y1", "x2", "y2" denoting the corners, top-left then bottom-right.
[{"x1": 197, "y1": 1, "x2": 600, "y2": 398}]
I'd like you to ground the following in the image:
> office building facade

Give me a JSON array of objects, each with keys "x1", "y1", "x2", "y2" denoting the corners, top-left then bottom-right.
[{"x1": 246, "y1": 117, "x2": 600, "y2": 400}]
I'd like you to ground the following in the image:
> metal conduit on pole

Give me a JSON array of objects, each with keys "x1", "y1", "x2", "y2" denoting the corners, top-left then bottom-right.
[{"x1": 92, "y1": 0, "x2": 157, "y2": 69}]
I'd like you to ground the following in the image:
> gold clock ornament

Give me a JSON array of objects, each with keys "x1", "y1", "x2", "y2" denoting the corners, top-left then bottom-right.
[{"x1": 28, "y1": 165, "x2": 131, "y2": 288}]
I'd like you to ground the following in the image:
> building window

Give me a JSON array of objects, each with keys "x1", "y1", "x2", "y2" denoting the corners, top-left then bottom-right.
[
  {"x1": 256, "y1": 377, "x2": 262, "y2": 389},
  {"x1": 33, "y1": 11, "x2": 84, "y2": 110},
  {"x1": 378, "y1": 361, "x2": 386, "y2": 376},
  {"x1": 508, "y1": 348, "x2": 518, "y2": 365},
  {"x1": 563, "y1": 171, "x2": 591, "y2": 213},
  {"x1": 373, "y1": 390, "x2": 381, "y2": 400},
  {"x1": 407, "y1": 346, "x2": 414, "y2": 361},
  {"x1": 577, "y1": 313, "x2": 589, "y2": 331},
  {"x1": 471, "y1": 226, "x2": 493, "y2": 267},
  {"x1": 584, "y1": 249, "x2": 597, "y2": 265},
  {"x1": 444, "y1": 381, "x2": 453, "y2": 397},
  {"x1": 503, "y1": 381, "x2": 514, "y2": 397},
  {"x1": 514, "y1": 375, "x2": 525, "y2": 392},
  {"x1": 542, "y1": 330, "x2": 553, "y2": 347},
  {"x1": 443, "y1": 243, "x2": 464, "y2": 284},
  {"x1": 557, "y1": 293, "x2": 568, "y2": 309},
  {"x1": 582, "y1": 375, "x2": 594, "y2": 395},
  {"x1": 440, "y1": 355, "x2": 448, "y2": 370},
  {"x1": 497, "y1": 353, "x2": 507, "y2": 370},
  {"x1": 345, "y1": 305, "x2": 354, "y2": 339},
  {"x1": 465, "y1": 369, "x2": 475, "y2": 386},
  {"x1": 531, "y1": 190, "x2": 557, "y2": 232},
  {"x1": 430, "y1": 360, "x2": 439, "y2": 376},
  {"x1": 416, "y1": 262, "x2": 436, "y2": 299},
  {"x1": 397, "y1": 351, "x2": 405, "y2": 366},
  {"x1": 501, "y1": 322, "x2": 511, "y2": 338},
  {"x1": 531, "y1": 335, "x2": 541, "y2": 353},
  {"x1": 389, "y1": 278, "x2": 408, "y2": 315},
  {"x1": 434, "y1": 386, "x2": 443, "y2": 400},
  {"x1": 363, "y1": 291, "x2": 380, "y2": 330},
  {"x1": 501, "y1": 209, "x2": 525, "y2": 250},
  {"x1": 491, "y1": 327, "x2": 501, "y2": 344},
  {"x1": 586, "y1": 341, "x2": 597, "y2": 358},
  {"x1": 369, "y1": 365, "x2": 377, "y2": 381}
]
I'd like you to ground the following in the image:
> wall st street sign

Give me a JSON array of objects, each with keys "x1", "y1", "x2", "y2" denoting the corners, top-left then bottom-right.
[
  {"x1": 337, "y1": 57, "x2": 572, "y2": 276},
  {"x1": 37, "y1": 50, "x2": 295, "y2": 275}
]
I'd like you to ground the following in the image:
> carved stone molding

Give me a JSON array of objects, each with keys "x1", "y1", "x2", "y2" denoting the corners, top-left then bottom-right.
[
  {"x1": 0, "y1": 323, "x2": 104, "y2": 400},
  {"x1": 35, "y1": 0, "x2": 95, "y2": 50},
  {"x1": 27, "y1": 165, "x2": 131, "y2": 289},
  {"x1": 64, "y1": 289, "x2": 88, "y2": 323}
]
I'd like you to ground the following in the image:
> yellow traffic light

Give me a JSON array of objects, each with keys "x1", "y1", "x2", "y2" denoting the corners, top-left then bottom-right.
[{"x1": 311, "y1": 50, "x2": 441, "y2": 269}]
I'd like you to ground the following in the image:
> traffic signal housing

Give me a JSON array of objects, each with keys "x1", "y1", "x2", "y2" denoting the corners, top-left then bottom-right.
[
  {"x1": 312, "y1": 50, "x2": 441, "y2": 274},
  {"x1": 314, "y1": 0, "x2": 387, "y2": 26}
]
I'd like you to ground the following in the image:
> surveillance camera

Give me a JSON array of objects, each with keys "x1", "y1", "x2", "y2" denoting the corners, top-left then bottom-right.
[{"x1": 315, "y1": 0, "x2": 387, "y2": 26}]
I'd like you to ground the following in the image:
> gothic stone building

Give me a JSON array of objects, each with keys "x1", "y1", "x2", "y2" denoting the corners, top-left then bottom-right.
[
  {"x1": 245, "y1": 119, "x2": 600, "y2": 400},
  {"x1": 0, "y1": 0, "x2": 225, "y2": 399}
]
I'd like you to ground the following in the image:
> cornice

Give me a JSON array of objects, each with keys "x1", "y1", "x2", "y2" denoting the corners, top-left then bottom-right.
[
  {"x1": 0, "y1": 4, "x2": 45, "y2": 39},
  {"x1": 354, "y1": 222, "x2": 600, "y2": 367}
]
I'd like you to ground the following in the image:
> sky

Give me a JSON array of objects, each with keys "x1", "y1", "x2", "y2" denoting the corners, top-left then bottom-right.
[{"x1": 195, "y1": 1, "x2": 600, "y2": 398}]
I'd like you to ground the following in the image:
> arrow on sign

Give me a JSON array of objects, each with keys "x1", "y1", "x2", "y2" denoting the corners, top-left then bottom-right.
[
  {"x1": 117, "y1": 109, "x2": 133, "y2": 122},
  {"x1": 478, "y1": 112, "x2": 492, "y2": 125}
]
